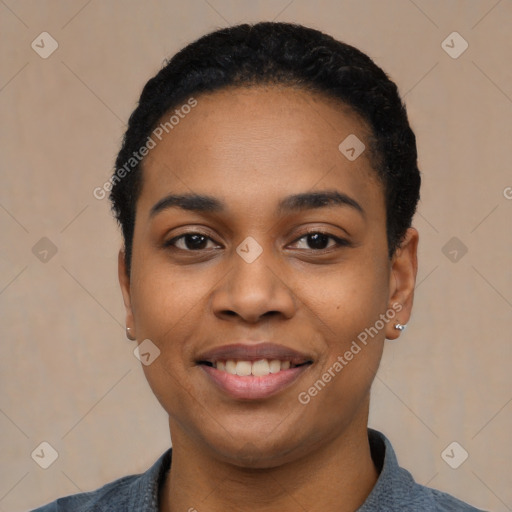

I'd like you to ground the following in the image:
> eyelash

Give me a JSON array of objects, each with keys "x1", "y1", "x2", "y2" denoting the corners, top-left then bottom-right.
[{"x1": 163, "y1": 230, "x2": 350, "y2": 253}]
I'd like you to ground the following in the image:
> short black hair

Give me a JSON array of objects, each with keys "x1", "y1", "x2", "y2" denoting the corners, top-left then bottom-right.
[{"x1": 110, "y1": 21, "x2": 420, "y2": 273}]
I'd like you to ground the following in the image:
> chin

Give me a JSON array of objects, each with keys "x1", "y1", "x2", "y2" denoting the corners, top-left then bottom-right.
[
  {"x1": 219, "y1": 442, "x2": 301, "y2": 469},
  {"x1": 197, "y1": 423, "x2": 311, "y2": 469}
]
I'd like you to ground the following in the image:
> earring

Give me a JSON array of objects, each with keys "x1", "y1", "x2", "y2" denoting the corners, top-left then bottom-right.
[
  {"x1": 126, "y1": 326, "x2": 136, "y2": 341},
  {"x1": 394, "y1": 323, "x2": 407, "y2": 332}
]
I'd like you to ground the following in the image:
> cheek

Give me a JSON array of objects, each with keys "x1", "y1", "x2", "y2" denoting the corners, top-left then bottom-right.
[
  {"x1": 297, "y1": 251, "x2": 390, "y2": 337},
  {"x1": 295, "y1": 249, "x2": 389, "y2": 394},
  {"x1": 129, "y1": 263, "x2": 209, "y2": 414},
  {"x1": 131, "y1": 254, "x2": 207, "y2": 340},
  {"x1": 293, "y1": 263, "x2": 388, "y2": 429}
]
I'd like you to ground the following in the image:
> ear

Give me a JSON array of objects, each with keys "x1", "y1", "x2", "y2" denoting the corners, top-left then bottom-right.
[
  {"x1": 385, "y1": 227, "x2": 419, "y2": 340},
  {"x1": 118, "y1": 249, "x2": 135, "y2": 338}
]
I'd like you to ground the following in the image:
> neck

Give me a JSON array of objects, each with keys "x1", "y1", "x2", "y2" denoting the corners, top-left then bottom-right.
[{"x1": 160, "y1": 418, "x2": 379, "y2": 512}]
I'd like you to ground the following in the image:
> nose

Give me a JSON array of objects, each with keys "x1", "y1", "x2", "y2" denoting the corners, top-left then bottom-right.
[{"x1": 211, "y1": 247, "x2": 297, "y2": 324}]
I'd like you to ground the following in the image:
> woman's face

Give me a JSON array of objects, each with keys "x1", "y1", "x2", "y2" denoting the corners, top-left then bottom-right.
[{"x1": 119, "y1": 86, "x2": 417, "y2": 467}]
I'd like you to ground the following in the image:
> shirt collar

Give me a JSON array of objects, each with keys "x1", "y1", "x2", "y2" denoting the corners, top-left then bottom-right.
[
  {"x1": 127, "y1": 446, "x2": 172, "y2": 510},
  {"x1": 357, "y1": 428, "x2": 417, "y2": 511},
  {"x1": 134, "y1": 428, "x2": 407, "y2": 511}
]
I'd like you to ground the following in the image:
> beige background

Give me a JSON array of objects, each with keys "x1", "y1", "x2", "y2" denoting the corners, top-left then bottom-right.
[{"x1": 1, "y1": 1, "x2": 511, "y2": 511}]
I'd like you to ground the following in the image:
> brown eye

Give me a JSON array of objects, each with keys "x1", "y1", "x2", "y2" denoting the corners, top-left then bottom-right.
[
  {"x1": 165, "y1": 233, "x2": 219, "y2": 251},
  {"x1": 304, "y1": 233, "x2": 331, "y2": 250},
  {"x1": 291, "y1": 232, "x2": 349, "y2": 251}
]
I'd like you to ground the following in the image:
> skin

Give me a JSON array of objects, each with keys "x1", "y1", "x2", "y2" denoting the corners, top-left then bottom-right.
[{"x1": 118, "y1": 85, "x2": 418, "y2": 512}]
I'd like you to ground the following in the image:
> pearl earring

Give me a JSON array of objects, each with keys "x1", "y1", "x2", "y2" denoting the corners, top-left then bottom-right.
[{"x1": 126, "y1": 326, "x2": 136, "y2": 341}]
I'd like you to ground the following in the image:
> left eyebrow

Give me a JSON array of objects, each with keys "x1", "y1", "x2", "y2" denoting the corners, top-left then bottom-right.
[
  {"x1": 149, "y1": 190, "x2": 365, "y2": 219},
  {"x1": 277, "y1": 190, "x2": 365, "y2": 218}
]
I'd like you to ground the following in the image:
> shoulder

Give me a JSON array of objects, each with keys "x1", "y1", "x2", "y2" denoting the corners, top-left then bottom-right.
[
  {"x1": 29, "y1": 474, "x2": 140, "y2": 512},
  {"x1": 29, "y1": 448, "x2": 172, "y2": 512},
  {"x1": 362, "y1": 429, "x2": 488, "y2": 512},
  {"x1": 426, "y1": 486, "x2": 488, "y2": 511}
]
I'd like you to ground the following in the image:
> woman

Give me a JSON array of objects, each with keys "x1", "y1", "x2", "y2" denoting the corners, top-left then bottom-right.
[{"x1": 32, "y1": 21, "x2": 484, "y2": 512}]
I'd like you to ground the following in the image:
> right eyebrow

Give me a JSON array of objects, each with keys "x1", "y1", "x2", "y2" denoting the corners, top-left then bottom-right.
[{"x1": 149, "y1": 194, "x2": 225, "y2": 218}]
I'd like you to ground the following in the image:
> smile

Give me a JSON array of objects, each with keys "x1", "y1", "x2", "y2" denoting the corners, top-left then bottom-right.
[
  {"x1": 196, "y1": 342, "x2": 313, "y2": 400},
  {"x1": 201, "y1": 358, "x2": 309, "y2": 376}
]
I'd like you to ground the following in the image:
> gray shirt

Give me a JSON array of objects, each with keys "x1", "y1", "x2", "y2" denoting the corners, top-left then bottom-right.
[{"x1": 31, "y1": 429, "x2": 486, "y2": 511}]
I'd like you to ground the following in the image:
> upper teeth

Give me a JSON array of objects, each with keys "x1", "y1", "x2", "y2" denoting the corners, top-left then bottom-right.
[{"x1": 216, "y1": 359, "x2": 291, "y2": 376}]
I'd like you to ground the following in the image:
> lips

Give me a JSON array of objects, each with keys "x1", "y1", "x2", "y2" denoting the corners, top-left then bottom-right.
[
  {"x1": 196, "y1": 342, "x2": 313, "y2": 400},
  {"x1": 196, "y1": 342, "x2": 313, "y2": 365}
]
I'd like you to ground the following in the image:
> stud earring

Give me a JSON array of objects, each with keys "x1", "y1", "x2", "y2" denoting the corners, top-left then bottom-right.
[
  {"x1": 394, "y1": 323, "x2": 407, "y2": 332},
  {"x1": 126, "y1": 326, "x2": 136, "y2": 341}
]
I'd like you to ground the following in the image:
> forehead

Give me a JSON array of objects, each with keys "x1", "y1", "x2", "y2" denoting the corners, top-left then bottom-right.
[{"x1": 137, "y1": 85, "x2": 383, "y2": 218}]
